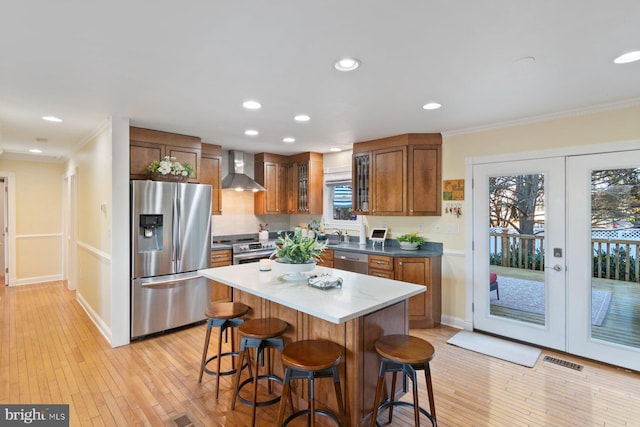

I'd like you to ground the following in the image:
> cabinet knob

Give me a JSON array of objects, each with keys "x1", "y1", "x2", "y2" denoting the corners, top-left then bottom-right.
[{"x1": 399, "y1": 262, "x2": 403, "y2": 265}]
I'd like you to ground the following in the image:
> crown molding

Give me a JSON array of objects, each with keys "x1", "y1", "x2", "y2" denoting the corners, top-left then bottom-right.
[{"x1": 442, "y1": 98, "x2": 640, "y2": 137}]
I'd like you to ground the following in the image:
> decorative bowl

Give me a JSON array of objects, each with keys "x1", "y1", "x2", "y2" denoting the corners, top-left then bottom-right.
[
  {"x1": 399, "y1": 242, "x2": 420, "y2": 251},
  {"x1": 274, "y1": 260, "x2": 317, "y2": 281}
]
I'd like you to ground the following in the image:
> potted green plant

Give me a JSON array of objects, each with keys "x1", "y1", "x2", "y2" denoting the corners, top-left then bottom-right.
[
  {"x1": 396, "y1": 232, "x2": 426, "y2": 250},
  {"x1": 273, "y1": 229, "x2": 327, "y2": 280}
]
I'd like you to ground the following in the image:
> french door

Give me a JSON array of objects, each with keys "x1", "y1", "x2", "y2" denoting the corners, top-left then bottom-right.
[
  {"x1": 473, "y1": 157, "x2": 566, "y2": 350},
  {"x1": 566, "y1": 151, "x2": 640, "y2": 370},
  {"x1": 472, "y1": 150, "x2": 640, "y2": 371}
]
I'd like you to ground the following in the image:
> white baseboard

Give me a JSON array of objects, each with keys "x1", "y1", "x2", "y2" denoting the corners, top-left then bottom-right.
[
  {"x1": 76, "y1": 291, "x2": 112, "y2": 344},
  {"x1": 440, "y1": 314, "x2": 469, "y2": 330},
  {"x1": 13, "y1": 274, "x2": 63, "y2": 286}
]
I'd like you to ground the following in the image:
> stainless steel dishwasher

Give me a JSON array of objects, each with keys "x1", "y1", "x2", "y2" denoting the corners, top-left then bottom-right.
[{"x1": 333, "y1": 250, "x2": 368, "y2": 274}]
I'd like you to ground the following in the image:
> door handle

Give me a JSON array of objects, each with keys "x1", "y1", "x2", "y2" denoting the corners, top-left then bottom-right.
[{"x1": 545, "y1": 264, "x2": 564, "y2": 272}]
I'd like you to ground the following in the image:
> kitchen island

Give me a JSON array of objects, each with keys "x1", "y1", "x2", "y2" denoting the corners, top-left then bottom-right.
[{"x1": 198, "y1": 262, "x2": 425, "y2": 427}]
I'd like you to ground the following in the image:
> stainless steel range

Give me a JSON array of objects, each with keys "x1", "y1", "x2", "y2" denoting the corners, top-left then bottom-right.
[{"x1": 232, "y1": 240, "x2": 277, "y2": 264}]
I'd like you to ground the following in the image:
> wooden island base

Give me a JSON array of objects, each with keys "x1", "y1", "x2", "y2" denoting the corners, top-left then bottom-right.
[{"x1": 235, "y1": 289, "x2": 409, "y2": 427}]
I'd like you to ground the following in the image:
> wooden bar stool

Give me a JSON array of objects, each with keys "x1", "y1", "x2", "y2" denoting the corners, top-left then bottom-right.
[
  {"x1": 276, "y1": 339, "x2": 345, "y2": 426},
  {"x1": 231, "y1": 317, "x2": 289, "y2": 427},
  {"x1": 370, "y1": 334, "x2": 437, "y2": 427},
  {"x1": 198, "y1": 302, "x2": 250, "y2": 399}
]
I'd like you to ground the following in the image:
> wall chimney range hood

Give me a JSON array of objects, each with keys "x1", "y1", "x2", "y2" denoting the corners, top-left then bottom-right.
[{"x1": 221, "y1": 150, "x2": 266, "y2": 192}]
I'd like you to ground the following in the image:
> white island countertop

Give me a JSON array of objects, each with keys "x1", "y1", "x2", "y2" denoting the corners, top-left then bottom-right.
[{"x1": 198, "y1": 263, "x2": 425, "y2": 324}]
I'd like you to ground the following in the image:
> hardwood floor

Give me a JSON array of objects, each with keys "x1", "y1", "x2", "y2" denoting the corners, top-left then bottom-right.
[{"x1": 2, "y1": 281, "x2": 639, "y2": 426}]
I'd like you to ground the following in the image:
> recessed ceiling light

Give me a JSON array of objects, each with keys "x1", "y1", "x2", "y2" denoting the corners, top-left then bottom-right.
[
  {"x1": 614, "y1": 50, "x2": 640, "y2": 64},
  {"x1": 294, "y1": 114, "x2": 310, "y2": 122},
  {"x1": 334, "y1": 57, "x2": 361, "y2": 72},
  {"x1": 29, "y1": 148, "x2": 43, "y2": 154},
  {"x1": 244, "y1": 129, "x2": 259, "y2": 136},
  {"x1": 242, "y1": 100, "x2": 262, "y2": 110},
  {"x1": 329, "y1": 147, "x2": 342, "y2": 152},
  {"x1": 42, "y1": 116, "x2": 62, "y2": 122},
  {"x1": 422, "y1": 102, "x2": 442, "y2": 110},
  {"x1": 283, "y1": 137, "x2": 295, "y2": 143}
]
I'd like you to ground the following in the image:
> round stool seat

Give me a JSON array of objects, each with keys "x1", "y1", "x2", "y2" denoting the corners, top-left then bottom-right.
[
  {"x1": 375, "y1": 334, "x2": 435, "y2": 364},
  {"x1": 371, "y1": 335, "x2": 437, "y2": 427},
  {"x1": 205, "y1": 301, "x2": 250, "y2": 320},
  {"x1": 282, "y1": 340, "x2": 343, "y2": 371},
  {"x1": 239, "y1": 318, "x2": 288, "y2": 339},
  {"x1": 199, "y1": 302, "x2": 251, "y2": 398},
  {"x1": 277, "y1": 340, "x2": 345, "y2": 426}
]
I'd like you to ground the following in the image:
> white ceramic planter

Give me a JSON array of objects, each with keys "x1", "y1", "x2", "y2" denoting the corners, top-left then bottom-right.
[
  {"x1": 399, "y1": 242, "x2": 420, "y2": 251},
  {"x1": 274, "y1": 260, "x2": 317, "y2": 281}
]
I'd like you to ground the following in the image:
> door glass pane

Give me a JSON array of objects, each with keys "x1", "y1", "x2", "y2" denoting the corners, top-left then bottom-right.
[
  {"x1": 489, "y1": 174, "x2": 546, "y2": 325},
  {"x1": 591, "y1": 168, "x2": 640, "y2": 348}
]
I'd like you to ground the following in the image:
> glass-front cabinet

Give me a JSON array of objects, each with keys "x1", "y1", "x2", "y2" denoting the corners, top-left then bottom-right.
[
  {"x1": 352, "y1": 133, "x2": 442, "y2": 216},
  {"x1": 288, "y1": 152, "x2": 323, "y2": 215}
]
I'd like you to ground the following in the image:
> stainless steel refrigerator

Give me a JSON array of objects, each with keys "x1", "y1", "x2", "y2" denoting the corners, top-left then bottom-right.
[{"x1": 130, "y1": 180, "x2": 212, "y2": 339}]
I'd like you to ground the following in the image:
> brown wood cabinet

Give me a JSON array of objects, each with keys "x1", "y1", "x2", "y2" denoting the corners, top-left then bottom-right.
[
  {"x1": 287, "y1": 152, "x2": 324, "y2": 214},
  {"x1": 200, "y1": 143, "x2": 223, "y2": 215},
  {"x1": 254, "y1": 153, "x2": 289, "y2": 214},
  {"x1": 368, "y1": 254, "x2": 394, "y2": 279},
  {"x1": 365, "y1": 254, "x2": 442, "y2": 328},
  {"x1": 316, "y1": 248, "x2": 334, "y2": 268},
  {"x1": 210, "y1": 250, "x2": 232, "y2": 303},
  {"x1": 394, "y1": 256, "x2": 442, "y2": 328},
  {"x1": 255, "y1": 152, "x2": 323, "y2": 215},
  {"x1": 352, "y1": 133, "x2": 442, "y2": 216},
  {"x1": 129, "y1": 127, "x2": 202, "y2": 182}
]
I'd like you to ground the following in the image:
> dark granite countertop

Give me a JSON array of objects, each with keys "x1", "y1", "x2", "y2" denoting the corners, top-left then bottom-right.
[
  {"x1": 326, "y1": 239, "x2": 443, "y2": 258},
  {"x1": 211, "y1": 243, "x2": 233, "y2": 251},
  {"x1": 211, "y1": 232, "x2": 443, "y2": 258}
]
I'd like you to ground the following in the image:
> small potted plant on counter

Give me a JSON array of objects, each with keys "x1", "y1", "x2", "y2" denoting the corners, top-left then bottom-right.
[
  {"x1": 273, "y1": 229, "x2": 327, "y2": 280},
  {"x1": 396, "y1": 232, "x2": 426, "y2": 250}
]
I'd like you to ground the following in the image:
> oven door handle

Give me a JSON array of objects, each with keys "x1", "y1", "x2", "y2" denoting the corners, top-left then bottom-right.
[{"x1": 233, "y1": 251, "x2": 275, "y2": 263}]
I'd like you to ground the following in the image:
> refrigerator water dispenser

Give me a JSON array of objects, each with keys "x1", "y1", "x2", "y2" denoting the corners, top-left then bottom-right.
[{"x1": 138, "y1": 214, "x2": 163, "y2": 252}]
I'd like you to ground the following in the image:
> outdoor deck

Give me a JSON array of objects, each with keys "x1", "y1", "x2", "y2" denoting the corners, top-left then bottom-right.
[{"x1": 489, "y1": 266, "x2": 640, "y2": 348}]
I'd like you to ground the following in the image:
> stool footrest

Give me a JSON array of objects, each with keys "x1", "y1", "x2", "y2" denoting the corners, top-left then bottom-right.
[
  {"x1": 236, "y1": 374, "x2": 283, "y2": 408},
  {"x1": 203, "y1": 351, "x2": 246, "y2": 377},
  {"x1": 282, "y1": 408, "x2": 341, "y2": 427}
]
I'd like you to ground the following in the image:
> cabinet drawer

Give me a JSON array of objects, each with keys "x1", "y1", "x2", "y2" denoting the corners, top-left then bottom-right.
[
  {"x1": 317, "y1": 249, "x2": 334, "y2": 267},
  {"x1": 368, "y1": 255, "x2": 393, "y2": 271},
  {"x1": 369, "y1": 268, "x2": 394, "y2": 279},
  {"x1": 211, "y1": 250, "x2": 232, "y2": 266}
]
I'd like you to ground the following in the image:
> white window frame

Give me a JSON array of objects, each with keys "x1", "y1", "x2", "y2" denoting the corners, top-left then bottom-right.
[{"x1": 323, "y1": 166, "x2": 362, "y2": 231}]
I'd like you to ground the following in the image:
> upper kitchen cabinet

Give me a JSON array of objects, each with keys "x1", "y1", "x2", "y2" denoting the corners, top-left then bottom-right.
[
  {"x1": 254, "y1": 153, "x2": 289, "y2": 215},
  {"x1": 287, "y1": 152, "x2": 323, "y2": 215},
  {"x1": 352, "y1": 133, "x2": 442, "y2": 216},
  {"x1": 130, "y1": 127, "x2": 201, "y2": 183},
  {"x1": 201, "y1": 143, "x2": 223, "y2": 215}
]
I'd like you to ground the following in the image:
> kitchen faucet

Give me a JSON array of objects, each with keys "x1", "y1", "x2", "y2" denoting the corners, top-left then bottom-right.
[{"x1": 335, "y1": 230, "x2": 349, "y2": 243}]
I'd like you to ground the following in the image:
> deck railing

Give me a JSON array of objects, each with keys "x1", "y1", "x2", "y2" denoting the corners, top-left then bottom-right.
[{"x1": 490, "y1": 232, "x2": 640, "y2": 283}]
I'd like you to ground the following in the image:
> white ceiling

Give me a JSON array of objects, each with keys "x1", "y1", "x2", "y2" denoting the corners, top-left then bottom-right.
[{"x1": 1, "y1": 1, "x2": 639, "y2": 162}]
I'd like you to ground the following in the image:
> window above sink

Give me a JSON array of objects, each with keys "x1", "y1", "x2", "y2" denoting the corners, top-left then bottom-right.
[{"x1": 323, "y1": 166, "x2": 362, "y2": 231}]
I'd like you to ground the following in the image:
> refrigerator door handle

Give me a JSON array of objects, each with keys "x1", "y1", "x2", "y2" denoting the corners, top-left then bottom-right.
[
  {"x1": 140, "y1": 275, "x2": 202, "y2": 288},
  {"x1": 176, "y1": 186, "x2": 182, "y2": 262},
  {"x1": 171, "y1": 189, "x2": 178, "y2": 266}
]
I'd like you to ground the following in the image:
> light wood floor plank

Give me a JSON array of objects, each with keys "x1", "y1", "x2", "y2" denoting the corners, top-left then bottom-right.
[{"x1": 2, "y1": 281, "x2": 639, "y2": 426}]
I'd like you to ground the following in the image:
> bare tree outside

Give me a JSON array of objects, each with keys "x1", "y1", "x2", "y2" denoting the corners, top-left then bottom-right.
[{"x1": 489, "y1": 174, "x2": 544, "y2": 235}]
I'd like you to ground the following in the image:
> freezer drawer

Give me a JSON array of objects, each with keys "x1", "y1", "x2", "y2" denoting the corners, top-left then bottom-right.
[{"x1": 131, "y1": 272, "x2": 211, "y2": 339}]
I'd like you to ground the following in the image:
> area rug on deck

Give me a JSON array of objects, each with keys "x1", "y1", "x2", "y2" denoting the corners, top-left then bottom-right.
[
  {"x1": 447, "y1": 330, "x2": 541, "y2": 367},
  {"x1": 490, "y1": 277, "x2": 613, "y2": 326}
]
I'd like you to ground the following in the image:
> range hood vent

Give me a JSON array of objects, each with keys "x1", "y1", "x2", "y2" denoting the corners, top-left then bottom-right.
[{"x1": 221, "y1": 150, "x2": 266, "y2": 192}]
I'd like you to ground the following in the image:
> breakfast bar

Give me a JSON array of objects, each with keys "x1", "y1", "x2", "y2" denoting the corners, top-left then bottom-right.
[{"x1": 198, "y1": 262, "x2": 425, "y2": 427}]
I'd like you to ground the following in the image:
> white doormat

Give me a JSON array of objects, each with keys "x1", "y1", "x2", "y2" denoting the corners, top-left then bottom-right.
[{"x1": 447, "y1": 330, "x2": 541, "y2": 367}]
